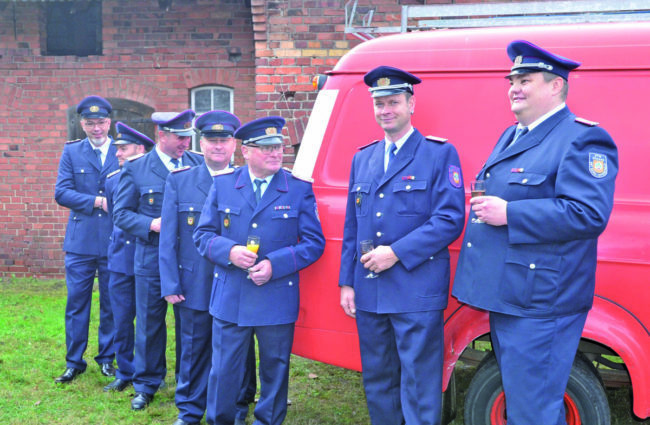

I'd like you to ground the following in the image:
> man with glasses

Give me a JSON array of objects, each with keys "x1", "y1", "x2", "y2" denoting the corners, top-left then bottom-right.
[
  {"x1": 113, "y1": 110, "x2": 204, "y2": 411},
  {"x1": 160, "y1": 111, "x2": 256, "y2": 425},
  {"x1": 54, "y1": 95, "x2": 118, "y2": 383},
  {"x1": 194, "y1": 116, "x2": 325, "y2": 425}
]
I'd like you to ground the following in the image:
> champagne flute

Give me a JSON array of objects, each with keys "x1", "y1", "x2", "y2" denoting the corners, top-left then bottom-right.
[
  {"x1": 360, "y1": 239, "x2": 378, "y2": 279},
  {"x1": 246, "y1": 235, "x2": 260, "y2": 278},
  {"x1": 470, "y1": 180, "x2": 486, "y2": 224},
  {"x1": 246, "y1": 235, "x2": 260, "y2": 254}
]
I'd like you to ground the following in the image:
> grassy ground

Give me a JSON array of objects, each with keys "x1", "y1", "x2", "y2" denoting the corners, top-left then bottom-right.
[{"x1": 0, "y1": 277, "x2": 647, "y2": 424}]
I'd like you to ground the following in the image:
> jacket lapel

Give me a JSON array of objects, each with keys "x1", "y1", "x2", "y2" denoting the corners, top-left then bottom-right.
[
  {"x1": 83, "y1": 139, "x2": 101, "y2": 171},
  {"x1": 102, "y1": 141, "x2": 118, "y2": 175},
  {"x1": 197, "y1": 165, "x2": 213, "y2": 197},
  {"x1": 150, "y1": 150, "x2": 170, "y2": 181},
  {"x1": 234, "y1": 166, "x2": 257, "y2": 211},
  {"x1": 485, "y1": 107, "x2": 572, "y2": 170},
  {"x1": 255, "y1": 170, "x2": 287, "y2": 215},
  {"x1": 379, "y1": 130, "x2": 420, "y2": 187}
]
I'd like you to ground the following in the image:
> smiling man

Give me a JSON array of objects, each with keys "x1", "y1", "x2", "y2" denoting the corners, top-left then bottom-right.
[
  {"x1": 339, "y1": 66, "x2": 466, "y2": 425},
  {"x1": 113, "y1": 109, "x2": 204, "y2": 411},
  {"x1": 194, "y1": 116, "x2": 325, "y2": 425},
  {"x1": 54, "y1": 95, "x2": 118, "y2": 384},
  {"x1": 452, "y1": 40, "x2": 619, "y2": 425},
  {"x1": 159, "y1": 111, "x2": 256, "y2": 425}
]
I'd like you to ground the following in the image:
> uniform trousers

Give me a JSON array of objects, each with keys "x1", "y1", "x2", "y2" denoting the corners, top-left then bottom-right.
[
  {"x1": 108, "y1": 271, "x2": 135, "y2": 381},
  {"x1": 175, "y1": 307, "x2": 212, "y2": 423},
  {"x1": 133, "y1": 273, "x2": 168, "y2": 395},
  {"x1": 356, "y1": 309, "x2": 444, "y2": 425},
  {"x1": 64, "y1": 253, "x2": 114, "y2": 370},
  {"x1": 489, "y1": 311, "x2": 588, "y2": 425},
  {"x1": 208, "y1": 318, "x2": 293, "y2": 425}
]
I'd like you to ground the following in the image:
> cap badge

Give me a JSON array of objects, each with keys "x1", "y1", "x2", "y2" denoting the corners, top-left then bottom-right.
[
  {"x1": 265, "y1": 127, "x2": 277, "y2": 135},
  {"x1": 184, "y1": 122, "x2": 192, "y2": 129},
  {"x1": 116, "y1": 133, "x2": 122, "y2": 139},
  {"x1": 89, "y1": 105, "x2": 100, "y2": 113},
  {"x1": 514, "y1": 55, "x2": 523, "y2": 65},
  {"x1": 377, "y1": 77, "x2": 391, "y2": 87},
  {"x1": 211, "y1": 124, "x2": 224, "y2": 130}
]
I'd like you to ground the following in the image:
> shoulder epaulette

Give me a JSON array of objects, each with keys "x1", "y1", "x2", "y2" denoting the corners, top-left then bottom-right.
[
  {"x1": 106, "y1": 169, "x2": 122, "y2": 179},
  {"x1": 213, "y1": 167, "x2": 235, "y2": 176},
  {"x1": 425, "y1": 135, "x2": 448, "y2": 143},
  {"x1": 189, "y1": 149, "x2": 204, "y2": 156},
  {"x1": 171, "y1": 165, "x2": 192, "y2": 173},
  {"x1": 289, "y1": 169, "x2": 314, "y2": 183},
  {"x1": 65, "y1": 139, "x2": 82, "y2": 144},
  {"x1": 575, "y1": 117, "x2": 599, "y2": 127},
  {"x1": 291, "y1": 173, "x2": 314, "y2": 183},
  {"x1": 359, "y1": 140, "x2": 381, "y2": 150},
  {"x1": 127, "y1": 153, "x2": 145, "y2": 162}
]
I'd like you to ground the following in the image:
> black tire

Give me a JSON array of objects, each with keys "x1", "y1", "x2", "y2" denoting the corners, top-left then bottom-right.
[
  {"x1": 441, "y1": 369, "x2": 457, "y2": 425},
  {"x1": 463, "y1": 351, "x2": 610, "y2": 425}
]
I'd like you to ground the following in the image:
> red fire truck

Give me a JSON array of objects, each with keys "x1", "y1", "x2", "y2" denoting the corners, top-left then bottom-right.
[{"x1": 291, "y1": 21, "x2": 650, "y2": 424}]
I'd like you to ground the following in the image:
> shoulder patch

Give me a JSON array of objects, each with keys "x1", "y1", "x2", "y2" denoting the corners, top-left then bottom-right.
[
  {"x1": 425, "y1": 135, "x2": 448, "y2": 143},
  {"x1": 358, "y1": 140, "x2": 381, "y2": 150},
  {"x1": 65, "y1": 139, "x2": 82, "y2": 144},
  {"x1": 213, "y1": 167, "x2": 235, "y2": 176},
  {"x1": 106, "y1": 169, "x2": 122, "y2": 179},
  {"x1": 171, "y1": 165, "x2": 192, "y2": 173},
  {"x1": 575, "y1": 117, "x2": 599, "y2": 127},
  {"x1": 127, "y1": 153, "x2": 145, "y2": 162}
]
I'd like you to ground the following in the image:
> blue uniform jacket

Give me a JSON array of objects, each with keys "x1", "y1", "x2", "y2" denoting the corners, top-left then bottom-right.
[
  {"x1": 339, "y1": 129, "x2": 466, "y2": 314},
  {"x1": 193, "y1": 166, "x2": 325, "y2": 326},
  {"x1": 159, "y1": 164, "x2": 214, "y2": 311},
  {"x1": 112, "y1": 149, "x2": 203, "y2": 276},
  {"x1": 105, "y1": 169, "x2": 135, "y2": 275},
  {"x1": 452, "y1": 107, "x2": 618, "y2": 318},
  {"x1": 54, "y1": 138, "x2": 119, "y2": 256}
]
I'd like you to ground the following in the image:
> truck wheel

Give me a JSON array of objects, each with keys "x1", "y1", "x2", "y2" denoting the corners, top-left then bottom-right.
[{"x1": 463, "y1": 351, "x2": 610, "y2": 425}]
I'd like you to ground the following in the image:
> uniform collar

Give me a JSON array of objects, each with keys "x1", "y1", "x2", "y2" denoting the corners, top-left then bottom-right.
[
  {"x1": 385, "y1": 126, "x2": 413, "y2": 154},
  {"x1": 524, "y1": 102, "x2": 566, "y2": 131}
]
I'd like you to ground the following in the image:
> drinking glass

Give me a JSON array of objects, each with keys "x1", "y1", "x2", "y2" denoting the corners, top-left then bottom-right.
[
  {"x1": 360, "y1": 239, "x2": 378, "y2": 279},
  {"x1": 471, "y1": 180, "x2": 486, "y2": 224}
]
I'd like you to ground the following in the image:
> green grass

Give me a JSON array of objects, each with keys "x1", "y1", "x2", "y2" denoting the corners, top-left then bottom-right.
[{"x1": 0, "y1": 277, "x2": 647, "y2": 424}]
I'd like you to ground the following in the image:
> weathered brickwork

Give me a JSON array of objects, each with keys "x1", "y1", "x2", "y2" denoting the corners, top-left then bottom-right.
[{"x1": 0, "y1": 0, "x2": 548, "y2": 277}]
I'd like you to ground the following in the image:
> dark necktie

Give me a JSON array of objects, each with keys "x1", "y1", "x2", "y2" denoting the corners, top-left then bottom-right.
[
  {"x1": 94, "y1": 148, "x2": 102, "y2": 167},
  {"x1": 508, "y1": 126, "x2": 529, "y2": 148},
  {"x1": 386, "y1": 143, "x2": 397, "y2": 172},
  {"x1": 254, "y1": 179, "x2": 266, "y2": 204},
  {"x1": 170, "y1": 158, "x2": 180, "y2": 169}
]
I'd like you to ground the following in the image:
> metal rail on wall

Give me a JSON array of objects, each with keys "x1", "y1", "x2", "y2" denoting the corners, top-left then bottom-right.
[{"x1": 345, "y1": 0, "x2": 650, "y2": 41}]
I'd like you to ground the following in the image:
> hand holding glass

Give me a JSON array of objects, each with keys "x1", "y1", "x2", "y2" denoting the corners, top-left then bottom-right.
[
  {"x1": 360, "y1": 240, "x2": 379, "y2": 279},
  {"x1": 245, "y1": 235, "x2": 260, "y2": 278},
  {"x1": 471, "y1": 180, "x2": 486, "y2": 224}
]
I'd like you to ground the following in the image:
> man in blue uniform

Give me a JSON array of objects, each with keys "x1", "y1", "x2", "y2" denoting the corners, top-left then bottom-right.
[
  {"x1": 113, "y1": 110, "x2": 204, "y2": 410},
  {"x1": 54, "y1": 95, "x2": 118, "y2": 383},
  {"x1": 194, "y1": 116, "x2": 325, "y2": 425},
  {"x1": 103, "y1": 122, "x2": 154, "y2": 392},
  {"x1": 160, "y1": 111, "x2": 256, "y2": 425},
  {"x1": 452, "y1": 41, "x2": 618, "y2": 425},
  {"x1": 338, "y1": 66, "x2": 466, "y2": 425}
]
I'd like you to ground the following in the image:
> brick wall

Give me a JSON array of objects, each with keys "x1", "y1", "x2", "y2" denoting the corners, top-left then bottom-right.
[
  {"x1": 0, "y1": 0, "x2": 255, "y2": 277},
  {"x1": 1, "y1": 0, "x2": 547, "y2": 277}
]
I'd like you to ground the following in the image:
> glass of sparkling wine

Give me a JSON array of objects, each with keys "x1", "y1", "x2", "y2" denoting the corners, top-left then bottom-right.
[
  {"x1": 246, "y1": 235, "x2": 260, "y2": 254},
  {"x1": 360, "y1": 239, "x2": 378, "y2": 279},
  {"x1": 246, "y1": 235, "x2": 260, "y2": 278},
  {"x1": 471, "y1": 180, "x2": 486, "y2": 223}
]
